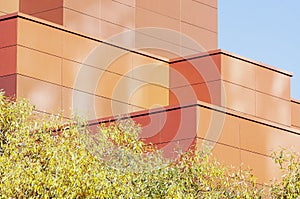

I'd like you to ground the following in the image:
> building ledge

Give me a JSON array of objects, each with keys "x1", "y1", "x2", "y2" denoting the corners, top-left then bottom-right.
[{"x1": 88, "y1": 100, "x2": 300, "y2": 136}]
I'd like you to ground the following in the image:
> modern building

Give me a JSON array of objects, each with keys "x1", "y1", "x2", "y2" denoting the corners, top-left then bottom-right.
[{"x1": 0, "y1": 0, "x2": 299, "y2": 184}]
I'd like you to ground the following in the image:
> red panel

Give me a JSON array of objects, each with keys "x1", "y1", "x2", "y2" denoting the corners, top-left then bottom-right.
[
  {"x1": 32, "y1": 8, "x2": 63, "y2": 25},
  {"x1": 0, "y1": 74, "x2": 16, "y2": 97},
  {"x1": 0, "y1": 46, "x2": 17, "y2": 76},
  {"x1": 20, "y1": 0, "x2": 63, "y2": 14},
  {"x1": 133, "y1": 105, "x2": 197, "y2": 147},
  {"x1": 88, "y1": 104, "x2": 198, "y2": 157},
  {"x1": 0, "y1": 18, "x2": 17, "y2": 48},
  {"x1": 170, "y1": 54, "x2": 221, "y2": 88},
  {"x1": 169, "y1": 53, "x2": 221, "y2": 106},
  {"x1": 169, "y1": 81, "x2": 221, "y2": 106}
]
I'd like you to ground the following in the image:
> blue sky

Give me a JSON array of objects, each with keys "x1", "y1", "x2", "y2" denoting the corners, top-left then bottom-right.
[{"x1": 219, "y1": 0, "x2": 300, "y2": 100}]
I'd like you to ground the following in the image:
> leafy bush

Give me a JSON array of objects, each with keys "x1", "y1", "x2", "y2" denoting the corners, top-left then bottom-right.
[
  {"x1": 0, "y1": 92, "x2": 298, "y2": 198},
  {"x1": 271, "y1": 149, "x2": 300, "y2": 198}
]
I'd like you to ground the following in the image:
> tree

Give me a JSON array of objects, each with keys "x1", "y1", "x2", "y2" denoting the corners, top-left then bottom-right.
[
  {"x1": 0, "y1": 92, "x2": 298, "y2": 198},
  {"x1": 271, "y1": 149, "x2": 300, "y2": 199}
]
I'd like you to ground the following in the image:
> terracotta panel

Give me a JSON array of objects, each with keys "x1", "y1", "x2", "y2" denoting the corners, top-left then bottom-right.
[
  {"x1": 0, "y1": 18, "x2": 17, "y2": 48},
  {"x1": 292, "y1": 101, "x2": 300, "y2": 128},
  {"x1": 62, "y1": 87, "x2": 134, "y2": 119},
  {"x1": 180, "y1": 22, "x2": 218, "y2": 51},
  {"x1": 113, "y1": 0, "x2": 135, "y2": 7},
  {"x1": 169, "y1": 84, "x2": 198, "y2": 106},
  {"x1": 16, "y1": 75, "x2": 61, "y2": 114},
  {"x1": 0, "y1": 0, "x2": 19, "y2": 13},
  {"x1": 131, "y1": 54, "x2": 169, "y2": 87},
  {"x1": 135, "y1": 8, "x2": 180, "y2": 46},
  {"x1": 84, "y1": 43, "x2": 131, "y2": 72},
  {"x1": 137, "y1": 106, "x2": 197, "y2": 142},
  {"x1": 101, "y1": 0, "x2": 135, "y2": 29},
  {"x1": 138, "y1": 48, "x2": 183, "y2": 60},
  {"x1": 105, "y1": 51, "x2": 132, "y2": 76},
  {"x1": 62, "y1": 32, "x2": 99, "y2": 62},
  {"x1": 181, "y1": 0, "x2": 217, "y2": 32},
  {"x1": 169, "y1": 81, "x2": 221, "y2": 106},
  {"x1": 62, "y1": 51, "x2": 135, "y2": 92},
  {"x1": 170, "y1": 54, "x2": 221, "y2": 88},
  {"x1": 221, "y1": 54, "x2": 256, "y2": 89},
  {"x1": 241, "y1": 150, "x2": 282, "y2": 184},
  {"x1": 129, "y1": 84, "x2": 169, "y2": 108},
  {"x1": 196, "y1": 139, "x2": 241, "y2": 169},
  {"x1": 240, "y1": 119, "x2": 300, "y2": 156},
  {"x1": 197, "y1": 107, "x2": 240, "y2": 148},
  {"x1": 222, "y1": 81, "x2": 255, "y2": 115},
  {"x1": 17, "y1": 46, "x2": 61, "y2": 84},
  {"x1": 62, "y1": 60, "x2": 79, "y2": 88},
  {"x1": 212, "y1": 143, "x2": 241, "y2": 168},
  {"x1": 256, "y1": 92, "x2": 291, "y2": 125},
  {"x1": 0, "y1": 74, "x2": 16, "y2": 97},
  {"x1": 64, "y1": 8, "x2": 100, "y2": 37},
  {"x1": 135, "y1": 32, "x2": 183, "y2": 59},
  {"x1": 20, "y1": 0, "x2": 62, "y2": 14},
  {"x1": 193, "y1": 0, "x2": 218, "y2": 8},
  {"x1": 100, "y1": 20, "x2": 132, "y2": 46},
  {"x1": 18, "y1": 18, "x2": 63, "y2": 57},
  {"x1": 62, "y1": 60, "x2": 102, "y2": 94},
  {"x1": 0, "y1": 46, "x2": 17, "y2": 76},
  {"x1": 256, "y1": 66, "x2": 290, "y2": 100},
  {"x1": 32, "y1": 8, "x2": 63, "y2": 25},
  {"x1": 136, "y1": 0, "x2": 180, "y2": 19},
  {"x1": 95, "y1": 70, "x2": 135, "y2": 102},
  {"x1": 96, "y1": 70, "x2": 169, "y2": 108},
  {"x1": 64, "y1": 0, "x2": 100, "y2": 17}
]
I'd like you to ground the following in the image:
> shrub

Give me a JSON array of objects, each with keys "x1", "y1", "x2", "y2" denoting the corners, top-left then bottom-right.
[{"x1": 0, "y1": 92, "x2": 297, "y2": 198}]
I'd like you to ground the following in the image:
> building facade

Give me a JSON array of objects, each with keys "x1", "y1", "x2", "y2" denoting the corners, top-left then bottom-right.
[{"x1": 0, "y1": 0, "x2": 299, "y2": 184}]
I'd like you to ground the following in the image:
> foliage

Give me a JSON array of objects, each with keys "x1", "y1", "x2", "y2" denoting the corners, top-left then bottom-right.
[
  {"x1": 271, "y1": 149, "x2": 300, "y2": 199},
  {"x1": 0, "y1": 92, "x2": 298, "y2": 198}
]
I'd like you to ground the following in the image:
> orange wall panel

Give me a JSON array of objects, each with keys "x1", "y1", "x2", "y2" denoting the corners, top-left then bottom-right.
[
  {"x1": 100, "y1": 19, "x2": 131, "y2": 40},
  {"x1": 101, "y1": 0, "x2": 135, "y2": 29},
  {"x1": 136, "y1": 0, "x2": 180, "y2": 19},
  {"x1": 194, "y1": 0, "x2": 218, "y2": 8},
  {"x1": 0, "y1": 1, "x2": 19, "y2": 13},
  {"x1": 62, "y1": 32, "x2": 98, "y2": 62},
  {"x1": 221, "y1": 81, "x2": 255, "y2": 115},
  {"x1": 180, "y1": 22, "x2": 218, "y2": 51},
  {"x1": 241, "y1": 150, "x2": 282, "y2": 184},
  {"x1": 211, "y1": 142, "x2": 241, "y2": 168},
  {"x1": 18, "y1": 18, "x2": 63, "y2": 56},
  {"x1": 197, "y1": 107, "x2": 240, "y2": 148},
  {"x1": 256, "y1": 92, "x2": 291, "y2": 125},
  {"x1": 62, "y1": 87, "x2": 138, "y2": 119},
  {"x1": 240, "y1": 119, "x2": 300, "y2": 156},
  {"x1": 17, "y1": 46, "x2": 62, "y2": 85},
  {"x1": 256, "y1": 66, "x2": 290, "y2": 100},
  {"x1": 16, "y1": 75, "x2": 62, "y2": 113},
  {"x1": 64, "y1": 8, "x2": 100, "y2": 37},
  {"x1": 181, "y1": 0, "x2": 217, "y2": 32},
  {"x1": 64, "y1": 0, "x2": 100, "y2": 17},
  {"x1": 221, "y1": 54, "x2": 256, "y2": 90},
  {"x1": 291, "y1": 100, "x2": 300, "y2": 128}
]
